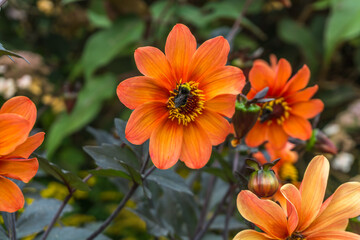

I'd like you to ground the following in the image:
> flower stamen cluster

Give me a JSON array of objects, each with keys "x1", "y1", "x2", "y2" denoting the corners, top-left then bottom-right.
[{"x1": 260, "y1": 97, "x2": 291, "y2": 125}]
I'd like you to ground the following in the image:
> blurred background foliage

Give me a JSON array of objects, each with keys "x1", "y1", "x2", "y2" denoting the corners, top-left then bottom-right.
[{"x1": 1, "y1": 0, "x2": 360, "y2": 239}]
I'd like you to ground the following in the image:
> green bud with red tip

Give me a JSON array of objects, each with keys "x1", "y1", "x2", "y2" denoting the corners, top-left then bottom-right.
[{"x1": 247, "y1": 158, "x2": 279, "y2": 198}]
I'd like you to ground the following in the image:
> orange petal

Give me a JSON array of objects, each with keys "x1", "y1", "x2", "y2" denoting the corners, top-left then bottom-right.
[
  {"x1": 267, "y1": 123, "x2": 288, "y2": 149},
  {"x1": 297, "y1": 155, "x2": 329, "y2": 231},
  {"x1": 0, "y1": 96, "x2": 37, "y2": 128},
  {"x1": 134, "y1": 47, "x2": 175, "y2": 89},
  {"x1": 165, "y1": 24, "x2": 197, "y2": 81},
  {"x1": 149, "y1": 118, "x2": 183, "y2": 169},
  {"x1": 233, "y1": 230, "x2": 274, "y2": 240},
  {"x1": 117, "y1": 76, "x2": 169, "y2": 110},
  {"x1": 247, "y1": 88, "x2": 258, "y2": 100},
  {"x1": 196, "y1": 109, "x2": 230, "y2": 145},
  {"x1": 0, "y1": 176, "x2": 24, "y2": 213},
  {"x1": 125, "y1": 102, "x2": 168, "y2": 145},
  {"x1": 0, "y1": 113, "x2": 30, "y2": 156},
  {"x1": 180, "y1": 123, "x2": 212, "y2": 169},
  {"x1": 205, "y1": 94, "x2": 236, "y2": 118},
  {"x1": 245, "y1": 122, "x2": 268, "y2": 147},
  {"x1": 199, "y1": 66, "x2": 245, "y2": 101},
  {"x1": 286, "y1": 85, "x2": 318, "y2": 104},
  {"x1": 291, "y1": 99, "x2": 324, "y2": 119},
  {"x1": 7, "y1": 132, "x2": 45, "y2": 159},
  {"x1": 272, "y1": 58, "x2": 292, "y2": 96},
  {"x1": 304, "y1": 182, "x2": 360, "y2": 235},
  {"x1": 282, "y1": 65, "x2": 310, "y2": 95},
  {"x1": 187, "y1": 36, "x2": 230, "y2": 83},
  {"x1": 248, "y1": 64, "x2": 275, "y2": 94},
  {"x1": 236, "y1": 190, "x2": 289, "y2": 239},
  {"x1": 283, "y1": 115, "x2": 312, "y2": 140},
  {"x1": 307, "y1": 231, "x2": 360, "y2": 240},
  {"x1": 0, "y1": 158, "x2": 38, "y2": 183},
  {"x1": 280, "y1": 184, "x2": 301, "y2": 235}
]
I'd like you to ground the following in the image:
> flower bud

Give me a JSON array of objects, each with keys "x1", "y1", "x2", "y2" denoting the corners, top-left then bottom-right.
[
  {"x1": 306, "y1": 129, "x2": 338, "y2": 155},
  {"x1": 231, "y1": 100, "x2": 260, "y2": 146},
  {"x1": 246, "y1": 159, "x2": 279, "y2": 198}
]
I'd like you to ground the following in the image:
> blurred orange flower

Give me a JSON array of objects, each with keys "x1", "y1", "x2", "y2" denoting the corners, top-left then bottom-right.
[
  {"x1": 234, "y1": 155, "x2": 360, "y2": 240},
  {"x1": 117, "y1": 24, "x2": 245, "y2": 169},
  {"x1": 0, "y1": 96, "x2": 44, "y2": 212},
  {"x1": 245, "y1": 55, "x2": 324, "y2": 149}
]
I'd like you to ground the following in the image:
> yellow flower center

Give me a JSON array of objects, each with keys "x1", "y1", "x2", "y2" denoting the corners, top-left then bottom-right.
[
  {"x1": 259, "y1": 98, "x2": 291, "y2": 125},
  {"x1": 279, "y1": 162, "x2": 298, "y2": 184},
  {"x1": 167, "y1": 81, "x2": 205, "y2": 125},
  {"x1": 287, "y1": 232, "x2": 306, "y2": 240}
]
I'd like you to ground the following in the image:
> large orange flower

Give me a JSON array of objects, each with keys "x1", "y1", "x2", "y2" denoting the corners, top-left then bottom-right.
[
  {"x1": 117, "y1": 24, "x2": 245, "y2": 169},
  {"x1": 0, "y1": 96, "x2": 44, "y2": 212},
  {"x1": 234, "y1": 155, "x2": 360, "y2": 240},
  {"x1": 245, "y1": 55, "x2": 324, "y2": 149}
]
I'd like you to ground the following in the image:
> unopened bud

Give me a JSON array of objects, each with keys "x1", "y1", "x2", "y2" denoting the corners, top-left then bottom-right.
[
  {"x1": 246, "y1": 159, "x2": 279, "y2": 198},
  {"x1": 307, "y1": 129, "x2": 337, "y2": 155},
  {"x1": 231, "y1": 100, "x2": 260, "y2": 146}
]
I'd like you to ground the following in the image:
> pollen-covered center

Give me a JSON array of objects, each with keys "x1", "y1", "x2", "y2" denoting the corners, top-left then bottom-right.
[
  {"x1": 286, "y1": 232, "x2": 306, "y2": 240},
  {"x1": 259, "y1": 98, "x2": 291, "y2": 125},
  {"x1": 167, "y1": 81, "x2": 205, "y2": 125}
]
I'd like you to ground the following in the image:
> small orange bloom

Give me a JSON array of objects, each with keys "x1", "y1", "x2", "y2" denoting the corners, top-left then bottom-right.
[
  {"x1": 245, "y1": 55, "x2": 324, "y2": 149},
  {"x1": 0, "y1": 96, "x2": 44, "y2": 212},
  {"x1": 234, "y1": 155, "x2": 360, "y2": 240},
  {"x1": 117, "y1": 24, "x2": 245, "y2": 169}
]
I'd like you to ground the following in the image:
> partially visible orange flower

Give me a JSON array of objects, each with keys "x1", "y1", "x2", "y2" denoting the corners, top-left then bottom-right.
[
  {"x1": 245, "y1": 55, "x2": 324, "y2": 149},
  {"x1": 234, "y1": 155, "x2": 360, "y2": 240},
  {"x1": 117, "y1": 24, "x2": 245, "y2": 169},
  {"x1": 0, "y1": 96, "x2": 44, "y2": 212}
]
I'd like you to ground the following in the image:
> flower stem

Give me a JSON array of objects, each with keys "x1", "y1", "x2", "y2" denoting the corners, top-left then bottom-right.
[
  {"x1": 6, "y1": 212, "x2": 16, "y2": 240},
  {"x1": 226, "y1": 0, "x2": 253, "y2": 44}
]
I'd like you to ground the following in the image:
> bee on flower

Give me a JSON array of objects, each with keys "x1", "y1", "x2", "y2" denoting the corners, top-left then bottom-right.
[{"x1": 117, "y1": 24, "x2": 245, "y2": 169}]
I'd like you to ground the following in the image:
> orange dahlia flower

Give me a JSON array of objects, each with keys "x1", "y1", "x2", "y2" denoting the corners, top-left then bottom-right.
[
  {"x1": 117, "y1": 24, "x2": 245, "y2": 169},
  {"x1": 0, "y1": 96, "x2": 44, "y2": 212},
  {"x1": 245, "y1": 55, "x2": 324, "y2": 149},
  {"x1": 235, "y1": 155, "x2": 360, "y2": 240}
]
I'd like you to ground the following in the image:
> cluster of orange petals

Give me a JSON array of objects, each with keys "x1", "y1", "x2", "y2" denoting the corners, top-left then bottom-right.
[
  {"x1": 0, "y1": 96, "x2": 44, "y2": 212},
  {"x1": 117, "y1": 24, "x2": 245, "y2": 169},
  {"x1": 235, "y1": 155, "x2": 360, "y2": 240},
  {"x1": 245, "y1": 55, "x2": 324, "y2": 150}
]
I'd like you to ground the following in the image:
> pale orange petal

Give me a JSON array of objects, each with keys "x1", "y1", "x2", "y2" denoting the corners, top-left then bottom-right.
[
  {"x1": 291, "y1": 99, "x2": 324, "y2": 119},
  {"x1": 233, "y1": 230, "x2": 274, "y2": 240},
  {"x1": 0, "y1": 96, "x2": 37, "y2": 128},
  {"x1": 245, "y1": 122, "x2": 268, "y2": 147},
  {"x1": 307, "y1": 231, "x2": 360, "y2": 240},
  {"x1": 305, "y1": 182, "x2": 360, "y2": 235},
  {"x1": 237, "y1": 190, "x2": 289, "y2": 239},
  {"x1": 282, "y1": 65, "x2": 310, "y2": 95},
  {"x1": 0, "y1": 113, "x2": 30, "y2": 156},
  {"x1": 286, "y1": 85, "x2": 318, "y2": 104},
  {"x1": 267, "y1": 123, "x2": 288, "y2": 149},
  {"x1": 280, "y1": 184, "x2": 301, "y2": 235},
  {"x1": 149, "y1": 118, "x2": 183, "y2": 169},
  {"x1": 165, "y1": 24, "x2": 197, "y2": 81},
  {"x1": 272, "y1": 58, "x2": 292, "y2": 96},
  {"x1": 134, "y1": 46, "x2": 175, "y2": 89},
  {"x1": 125, "y1": 102, "x2": 168, "y2": 145},
  {"x1": 117, "y1": 76, "x2": 169, "y2": 110},
  {"x1": 0, "y1": 176, "x2": 24, "y2": 213},
  {"x1": 248, "y1": 64, "x2": 275, "y2": 94},
  {"x1": 0, "y1": 158, "x2": 38, "y2": 183},
  {"x1": 7, "y1": 132, "x2": 45, "y2": 159},
  {"x1": 205, "y1": 94, "x2": 236, "y2": 118},
  {"x1": 187, "y1": 36, "x2": 230, "y2": 83},
  {"x1": 180, "y1": 123, "x2": 212, "y2": 169},
  {"x1": 199, "y1": 66, "x2": 245, "y2": 101},
  {"x1": 297, "y1": 155, "x2": 329, "y2": 231},
  {"x1": 196, "y1": 109, "x2": 230, "y2": 145},
  {"x1": 283, "y1": 115, "x2": 312, "y2": 141}
]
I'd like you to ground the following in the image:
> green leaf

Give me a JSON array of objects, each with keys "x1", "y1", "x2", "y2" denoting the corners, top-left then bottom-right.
[
  {"x1": 0, "y1": 43, "x2": 29, "y2": 63},
  {"x1": 37, "y1": 227, "x2": 110, "y2": 240},
  {"x1": 46, "y1": 73, "x2": 117, "y2": 158},
  {"x1": 213, "y1": 152, "x2": 235, "y2": 182},
  {"x1": 37, "y1": 155, "x2": 90, "y2": 191},
  {"x1": 16, "y1": 199, "x2": 72, "y2": 238},
  {"x1": 147, "y1": 170, "x2": 193, "y2": 195},
  {"x1": 81, "y1": 17, "x2": 144, "y2": 78},
  {"x1": 0, "y1": 225, "x2": 8, "y2": 240},
  {"x1": 87, "y1": 126, "x2": 120, "y2": 145},
  {"x1": 324, "y1": 0, "x2": 360, "y2": 65},
  {"x1": 88, "y1": 169, "x2": 132, "y2": 180}
]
